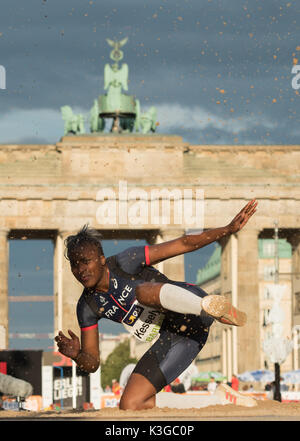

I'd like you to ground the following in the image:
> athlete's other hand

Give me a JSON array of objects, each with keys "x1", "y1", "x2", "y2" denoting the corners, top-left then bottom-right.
[
  {"x1": 227, "y1": 199, "x2": 258, "y2": 234},
  {"x1": 55, "y1": 329, "x2": 80, "y2": 360}
]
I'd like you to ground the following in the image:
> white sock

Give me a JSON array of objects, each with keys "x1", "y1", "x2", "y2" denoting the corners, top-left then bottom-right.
[{"x1": 159, "y1": 283, "x2": 203, "y2": 315}]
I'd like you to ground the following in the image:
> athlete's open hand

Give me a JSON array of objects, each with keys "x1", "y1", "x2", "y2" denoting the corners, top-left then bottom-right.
[
  {"x1": 227, "y1": 199, "x2": 258, "y2": 234},
  {"x1": 55, "y1": 329, "x2": 80, "y2": 360}
]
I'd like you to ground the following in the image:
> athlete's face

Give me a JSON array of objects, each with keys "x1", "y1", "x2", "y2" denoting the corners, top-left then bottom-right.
[{"x1": 69, "y1": 243, "x2": 106, "y2": 290}]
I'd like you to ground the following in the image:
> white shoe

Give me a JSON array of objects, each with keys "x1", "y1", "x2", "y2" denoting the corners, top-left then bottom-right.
[
  {"x1": 202, "y1": 295, "x2": 247, "y2": 326},
  {"x1": 215, "y1": 384, "x2": 257, "y2": 407}
]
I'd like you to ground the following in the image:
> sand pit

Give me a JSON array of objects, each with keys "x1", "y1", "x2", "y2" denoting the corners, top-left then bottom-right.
[{"x1": 1, "y1": 399, "x2": 300, "y2": 421}]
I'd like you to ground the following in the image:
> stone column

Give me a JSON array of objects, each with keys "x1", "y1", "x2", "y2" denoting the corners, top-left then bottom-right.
[
  {"x1": 158, "y1": 229, "x2": 186, "y2": 281},
  {"x1": 0, "y1": 228, "x2": 9, "y2": 348},
  {"x1": 219, "y1": 235, "x2": 232, "y2": 298},
  {"x1": 286, "y1": 231, "x2": 300, "y2": 369},
  {"x1": 287, "y1": 232, "x2": 300, "y2": 324},
  {"x1": 236, "y1": 228, "x2": 260, "y2": 373},
  {"x1": 222, "y1": 328, "x2": 227, "y2": 376},
  {"x1": 219, "y1": 234, "x2": 238, "y2": 376},
  {"x1": 54, "y1": 230, "x2": 83, "y2": 338}
]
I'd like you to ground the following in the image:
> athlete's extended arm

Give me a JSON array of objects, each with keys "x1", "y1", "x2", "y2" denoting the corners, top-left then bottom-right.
[
  {"x1": 55, "y1": 328, "x2": 100, "y2": 373},
  {"x1": 147, "y1": 199, "x2": 258, "y2": 265}
]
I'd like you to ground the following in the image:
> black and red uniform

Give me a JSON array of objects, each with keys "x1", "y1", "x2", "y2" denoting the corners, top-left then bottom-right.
[{"x1": 77, "y1": 245, "x2": 214, "y2": 391}]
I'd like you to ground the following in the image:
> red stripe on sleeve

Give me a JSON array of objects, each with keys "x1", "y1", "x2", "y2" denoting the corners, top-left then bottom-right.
[
  {"x1": 145, "y1": 245, "x2": 150, "y2": 265},
  {"x1": 81, "y1": 324, "x2": 98, "y2": 332}
]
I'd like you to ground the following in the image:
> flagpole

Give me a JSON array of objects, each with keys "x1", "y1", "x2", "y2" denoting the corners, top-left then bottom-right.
[
  {"x1": 72, "y1": 360, "x2": 77, "y2": 409},
  {"x1": 273, "y1": 221, "x2": 282, "y2": 402}
]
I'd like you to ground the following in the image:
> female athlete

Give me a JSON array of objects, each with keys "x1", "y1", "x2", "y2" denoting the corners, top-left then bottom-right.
[{"x1": 55, "y1": 199, "x2": 258, "y2": 410}]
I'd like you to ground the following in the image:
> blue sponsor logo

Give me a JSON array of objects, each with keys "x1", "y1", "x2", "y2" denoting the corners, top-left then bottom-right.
[{"x1": 123, "y1": 304, "x2": 143, "y2": 326}]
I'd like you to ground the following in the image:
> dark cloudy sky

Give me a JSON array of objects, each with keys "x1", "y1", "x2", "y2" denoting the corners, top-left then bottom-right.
[{"x1": 0, "y1": 0, "x2": 299, "y2": 145}]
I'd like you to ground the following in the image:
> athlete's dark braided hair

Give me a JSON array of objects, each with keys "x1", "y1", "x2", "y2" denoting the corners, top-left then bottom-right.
[{"x1": 64, "y1": 224, "x2": 104, "y2": 260}]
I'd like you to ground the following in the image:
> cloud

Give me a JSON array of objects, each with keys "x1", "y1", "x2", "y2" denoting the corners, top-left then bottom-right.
[
  {"x1": 155, "y1": 102, "x2": 276, "y2": 134},
  {"x1": 0, "y1": 101, "x2": 286, "y2": 145},
  {"x1": 0, "y1": 107, "x2": 76, "y2": 144}
]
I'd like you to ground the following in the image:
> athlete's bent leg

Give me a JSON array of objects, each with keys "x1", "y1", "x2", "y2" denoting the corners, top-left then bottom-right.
[{"x1": 119, "y1": 373, "x2": 156, "y2": 410}]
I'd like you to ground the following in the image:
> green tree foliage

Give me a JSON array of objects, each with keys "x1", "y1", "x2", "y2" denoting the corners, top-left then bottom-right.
[{"x1": 101, "y1": 339, "x2": 137, "y2": 390}]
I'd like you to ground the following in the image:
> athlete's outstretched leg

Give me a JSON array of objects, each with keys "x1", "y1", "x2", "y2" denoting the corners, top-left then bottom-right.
[{"x1": 136, "y1": 282, "x2": 247, "y2": 327}]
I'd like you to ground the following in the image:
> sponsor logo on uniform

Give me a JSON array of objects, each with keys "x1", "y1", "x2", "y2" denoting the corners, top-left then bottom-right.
[
  {"x1": 97, "y1": 294, "x2": 108, "y2": 305},
  {"x1": 123, "y1": 304, "x2": 144, "y2": 326},
  {"x1": 96, "y1": 294, "x2": 108, "y2": 311},
  {"x1": 134, "y1": 310, "x2": 161, "y2": 340}
]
